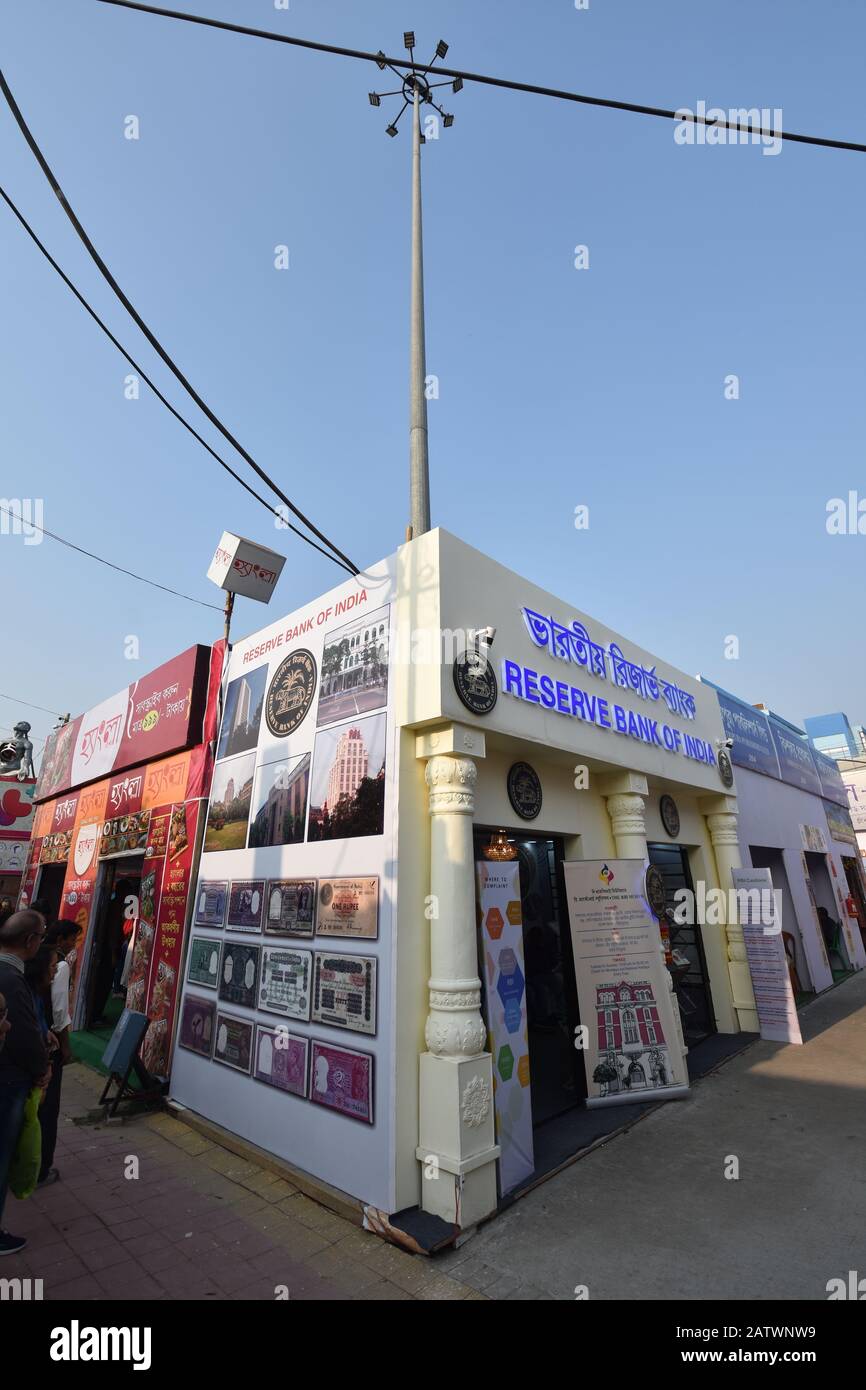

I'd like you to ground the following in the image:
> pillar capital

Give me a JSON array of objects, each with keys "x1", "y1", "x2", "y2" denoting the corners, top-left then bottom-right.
[
  {"x1": 605, "y1": 791, "x2": 647, "y2": 839},
  {"x1": 706, "y1": 811, "x2": 740, "y2": 849},
  {"x1": 425, "y1": 753, "x2": 478, "y2": 817}
]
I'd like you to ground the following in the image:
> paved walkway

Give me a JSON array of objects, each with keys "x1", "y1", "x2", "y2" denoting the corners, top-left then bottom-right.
[
  {"x1": 1, "y1": 1066, "x2": 482, "y2": 1301},
  {"x1": 5, "y1": 974, "x2": 864, "y2": 1302},
  {"x1": 437, "y1": 971, "x2": 866, "y2": 1300}
]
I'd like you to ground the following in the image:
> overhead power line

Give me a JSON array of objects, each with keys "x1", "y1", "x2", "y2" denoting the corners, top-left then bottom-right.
[
  {"x1": 0, "y1": 183, "x2": 354, "y2": 577},
  {"x1": 0, "y1": 501, "x2": 224, "y2": 610},
  {"x1": 0, "y1": 66, "x2": 361, "y2": 576},
  {"x1": 0, "y1": 693, "x2": 63, "y2": 718},
  {"x1": 96, "y1": 0, "x2": 866, "y2": 155}
]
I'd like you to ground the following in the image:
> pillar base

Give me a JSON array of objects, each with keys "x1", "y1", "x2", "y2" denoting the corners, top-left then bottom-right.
[{"x1": 418, "y1": 1052, "x2": 499, "y2": 1228}]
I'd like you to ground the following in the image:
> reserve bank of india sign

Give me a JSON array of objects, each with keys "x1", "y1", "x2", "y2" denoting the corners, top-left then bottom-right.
[{"x1": 265, "y1": 650, "x2": 317, "y2": 737}]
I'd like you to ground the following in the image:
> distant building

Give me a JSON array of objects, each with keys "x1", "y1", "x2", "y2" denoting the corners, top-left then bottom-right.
[
  {"x1": 231, "y1": 678, "x2": 252, "y2": 738},
  {"x1": 224, "y1": 778, "x2": 235, "y2": 805},
  {"x1": 327, "y1": 726, "x2": 368, "y2": 807},
  {"x1": 804, "y1": 712, "x2": 861, "y2": 761}
]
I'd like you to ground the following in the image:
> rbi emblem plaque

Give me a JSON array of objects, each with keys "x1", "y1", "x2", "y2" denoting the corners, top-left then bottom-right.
[
  {"x1": 507, "y1": 762, "x2": 542, "y2": 821},
  {"x1": 645, "y1": 865, "x2": 667, "y2": 919},
  {"x1": 718, "y1": 749, "x2": 735, "y2": 788},
  {"x1": 453, "y1": 652, "x2": 498, "y2": 716},
  {"x1": 265, "y1": 650, "x2": 317, "y2": 737},
  {"x1": 659, "y1": 794, "x2": 680, "y2": 839}
]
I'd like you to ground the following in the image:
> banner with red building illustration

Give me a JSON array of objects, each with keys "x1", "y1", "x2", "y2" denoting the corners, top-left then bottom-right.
[{"x1": 563, "y1": 859, "x2": 689, "y2": 1108}]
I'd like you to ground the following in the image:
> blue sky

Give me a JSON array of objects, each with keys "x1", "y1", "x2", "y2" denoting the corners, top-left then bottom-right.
[{"x1": 2, "y1": 0, "x2": 864, "y2": 760}]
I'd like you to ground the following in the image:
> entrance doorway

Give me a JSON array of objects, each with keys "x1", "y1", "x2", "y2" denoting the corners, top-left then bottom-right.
[
  {"x1": 474, "y1": 830, "x2": 584, "y2": 1128},
  {"x1": 33, "y1": 862, "x2": 67, "y2": 923},
  {"x1": 78, "y1": 856, "x2": 144, "y2": 1035},
  {"x1": 805, "y1": 851, "x2": 851, "y2": 976},
  {"x1": 842, "y1": 856, "x2": 866, "y2": 951},
  {"x1": 647, "y1": 842, "x2": 716, "y2": 1047},
  {"x1": 749, "y1": 846, "x2": 813, "y2": 1005}
]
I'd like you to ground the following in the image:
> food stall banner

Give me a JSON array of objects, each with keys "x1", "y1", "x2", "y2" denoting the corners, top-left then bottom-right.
[
  {"x1": 731, "y1": 868, "x2": 801, "y2": 1044},
  {"x1": 139, "y1": 801, "x2": 201, "y2": 1077},
  {"x1": 476, "y1": 860, "x2": 534, "y2": 1195},
  {"x1": 35, "y1": 645, "x2": 212, "y2": 802},
  {"x1": 562, "y1": 859, "x2": 689, "y2": 1108}
]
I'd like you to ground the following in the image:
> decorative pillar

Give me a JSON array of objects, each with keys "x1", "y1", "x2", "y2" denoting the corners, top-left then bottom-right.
[
  {"x1": 706, "y1": 810, "x2": 759, "y2": 1032},
  {"x1": 415, "y1": 726, "x2": 498, "y2": 1230},
  {"x1": 606, "y1": 792, "x2": 650, "y2": 859}
]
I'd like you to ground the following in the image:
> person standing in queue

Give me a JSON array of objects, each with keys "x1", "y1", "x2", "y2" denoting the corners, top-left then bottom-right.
[{"x1": 0, "y1": 910, "x2": 50, "y2": 1256}]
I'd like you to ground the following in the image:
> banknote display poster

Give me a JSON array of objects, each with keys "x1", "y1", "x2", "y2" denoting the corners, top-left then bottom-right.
[
  {"x1": 315, "y1": 877, "x2": 379, "y2": 940},
  {"x1": 178, "y1": 995, "x2": 216, "y2": 1058},
  {"x1": 310, "y1": 1040, "x2": 373, "y2": 1124},
  {"x1": 218, "y1": 942, "x2": 260, "y2": 1010},
  {"x1": 265, "y1": 879, "x2": 316, "y2": 937},
  {"x1": 732, "y1": 867, "x2": 802, "y2": 1045},
  {"x1": 213, "y1": 1013, "x2": 254, "y2": 1073},
  {"x1": 195, "y1": 880, "x2": 227, "y2": 928},
  {"x1": 171, "y1": 555, "x2": 397, "y2": 1210},
  {"x1": 187, "y1": 938, "x2": 221, "y2": 990},
  {"x1": 227, "y1": 879, "x2": 265, "y2": 932},
  {"x1": 311, "y1": 952, "x2": 377, "y2": 1035},
  {"x1": 562, "y1": 859, "x2": 690, "y2": 1108},
  {"x1": 259, "y1": 946, "x2": 312, "y2": 1021},
  {"x1": 476, "y1": 860, "x2": 534, "y2": 1195},
  {"x1": 253, "y1": 1025, "x2": 309, "y2": 1097}
]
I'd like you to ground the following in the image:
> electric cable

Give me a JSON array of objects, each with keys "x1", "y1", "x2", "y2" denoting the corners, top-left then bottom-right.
[
  {"x1": 0, "y1": 501, "x2": 224, "y2": 610},
  {"x1": 0, "y1": 184, "x2": 354, "y2": 578},
  {"x1": 95, "y1": 0, "x2": 866, "y2": 155},
  {"x1": 0, "y1": 65, "x2": 360, "y2": 575},
  {"x1": 0, "y1": 693, "x2": 63, "y2": 718}
]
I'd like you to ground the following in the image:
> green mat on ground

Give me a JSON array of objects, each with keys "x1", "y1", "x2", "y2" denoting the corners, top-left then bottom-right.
[{"x1": 69, "y1": 995, "x2": 143, "y2": 1086}]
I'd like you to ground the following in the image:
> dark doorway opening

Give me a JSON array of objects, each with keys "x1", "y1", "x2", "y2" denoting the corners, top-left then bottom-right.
[
  {"x1": 475, "y1": 830, "x2": 584, "y2": 1129},
  {"x1": 647, "y1": 842, "x2": 716, "y2": 1047},
  {"x1": 81, "y1": 857, "x2": 144, "y2": 1031},
  {"x1": 33, "y1": 862, "x2": 67, "y2": 923}
]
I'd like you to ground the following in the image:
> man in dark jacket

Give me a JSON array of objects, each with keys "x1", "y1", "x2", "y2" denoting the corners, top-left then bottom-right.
[{"x1": 0, "y1": 909, "x2": 50, "y2": 1255}]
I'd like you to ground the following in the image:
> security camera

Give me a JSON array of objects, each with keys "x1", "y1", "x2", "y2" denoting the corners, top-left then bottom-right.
[
  {"x1": 475, "y1": 626, "x2": 496, "y2": 649},
  {"x1": 716, "y1": 736, "x2": 734, "y2": 749}
]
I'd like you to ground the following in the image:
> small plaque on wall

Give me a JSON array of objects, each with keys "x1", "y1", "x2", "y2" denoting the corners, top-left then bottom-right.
[
  {"x1": 507, "y1": 762, "x2": 542, "y2": 821},
  {"x1": 659, "y1": 794, "x2": 680, "y2": 839}
]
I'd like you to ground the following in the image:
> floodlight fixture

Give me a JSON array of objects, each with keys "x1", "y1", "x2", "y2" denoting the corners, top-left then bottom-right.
[
  {"x1": 376, "y1": 51, "x2": 387, "y2": 70},
  {"x1": 386, "y1": 123, "x2": 399, "y2": 138},
  {"x1": 443, "y1": 113, "x2": 454, "y2": 128},
  {"x1": 369, "y1": 92, "x2": 381, "y2": 107},
  {"x1": 452, "y1": 76, "x2": 463, "y2": 93},
  {"x1": 436, "y1": 40, "x2": 449, "y2": 59},
  {"x1": 404, "y1": 31, "x2": 415, "y2": 50}
]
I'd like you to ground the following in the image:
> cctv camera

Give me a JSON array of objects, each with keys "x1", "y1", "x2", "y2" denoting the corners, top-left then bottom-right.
[
  {"x1": 716, "y1": 736, "x2": 734, "y2": 749},
  {"x1": 476, "y1": 626, "x2": 496, "y2": 649}
]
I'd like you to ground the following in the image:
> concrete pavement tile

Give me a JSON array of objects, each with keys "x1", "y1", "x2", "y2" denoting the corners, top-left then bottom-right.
[
  {"x1": 209, "y1": 1258, "x2": 269, "y2": 1294},
  {"x1": 473, "y1": 1274, "x2": 520, "y2": 1300},
  {"x1": 121, "y1": 1231, "x2": 171, "y2": 1257},
  {"x1": 21, "y1": 1239, "x2": 76, "y2": 1270},
  {"x1": 416, "y1": 1276, "x2": 471, "y2": 1300},
  {"x1": 354, "y1": 1280, "x2": 414, "y2": 1300},
  {"x1": 138, "y1": 1247, "x2": 191, "y2": 1275},
  {"x1": 44, "y1": 1274, "x2": 104, "y2": 1300},
  {"x1": 80, "y1": 1243, "x2": 136, "y2": 1274},
  {"x1": 112, "y1": 1218, "x2": 157, "y2": 1242},
  {"x1": 33, "y1": 1255, "x2": 89, "y2": 1284},
  {"x1": 54, "y1": 1213, "x2": 106, "y2": 1239}
]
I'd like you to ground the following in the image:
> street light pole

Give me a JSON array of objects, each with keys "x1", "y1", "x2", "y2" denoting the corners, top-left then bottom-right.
[
  {"x1": 369, "y1": 35, "x2": 460, "y2": 542},
  {"x1": 409, "y1": 80, "x2": 430, "y2": 538}
]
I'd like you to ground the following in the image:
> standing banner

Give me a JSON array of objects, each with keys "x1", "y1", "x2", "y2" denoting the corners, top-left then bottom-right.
[
  {"x1": 140, "y1": 800, "x2": 203, "y2": 1077},
  {"x1": 476, "y1": 860, "x2": 534, "y2": 1194},
  {"x1": 731, "y1": 868, "x2": 802, "y2": 1044},
  {"x1": 562, "y1": 859, "x2": 689, "y2": 1108}
]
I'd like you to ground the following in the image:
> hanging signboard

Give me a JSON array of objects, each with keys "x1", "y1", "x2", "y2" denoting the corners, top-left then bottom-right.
[
  {"x1": 731, "y1": 868, "x2": 802, "y2": 1045},
  {"x1": 475, "y1": 860, "x2": 534, "y2": 1195},
  {"x1": 562, "y1": 859, "x2": 689, "y2": 1108}
]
